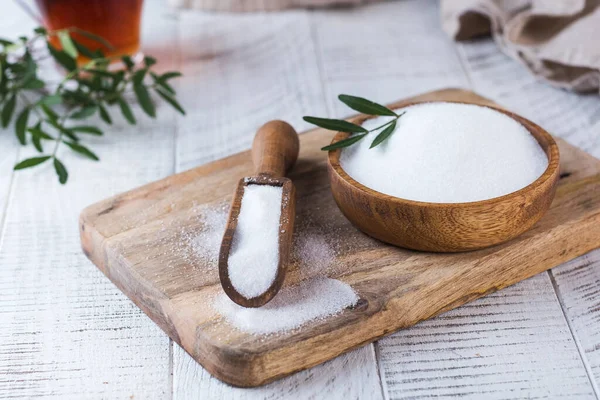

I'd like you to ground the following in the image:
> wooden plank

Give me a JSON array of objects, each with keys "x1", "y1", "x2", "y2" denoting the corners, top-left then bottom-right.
[
  {"x1": 174, "y1": 346, "x2": 382, "y2": 399},
  {"x1": 457, "y1": 38, "x2": 600, "y2": 396},
  {"x1": 0, "y1": 0, "x2": 23, "y2": 233},
  {"x1": 0, "y1": 1, "x2": 177, "y2": 398},
  {"x1": 551, "y1": 251, "x2": 600, "y2": 392},
  {"x1": 311, "y1": 0, "x2": 599, "y2": 397},
  {"x1": 170, "y1": 9, "x2": 383, "y2": 398},
  {"x1": 311, "y1": 0, "x2": 469, "y2": 116},
  {"x1": 174, "y1": 10, "x2": 329, "y2": 170},
  {"x1": 80, "y1": 88, "x2": 600, "y2": 388},
  {"x1": 378, "y1": 273, "x2": 595, "y2": 399}
]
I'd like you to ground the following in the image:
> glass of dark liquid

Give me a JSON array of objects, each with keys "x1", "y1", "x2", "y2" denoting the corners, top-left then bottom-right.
[{"x1": 34, "y1": 0, "x2": 144, "y2": 66}]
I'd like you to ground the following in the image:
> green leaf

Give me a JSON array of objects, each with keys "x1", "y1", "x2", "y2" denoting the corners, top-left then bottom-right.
[
  {"x1": 133, "y1": 83, "x2": 155, "y2": 118},
  {"x1": 0, "y1": 38, "x2": 14, "y2": 46},
  {"x1": 64, "y1": 141, "x2": 99, "y2": 161},
  {"x1": 155, "y1": 87, "x2": 185, "y2": 115},
  {"x1": 118, "y1": 97, "x2": 136, "y2": 124},
  {"x1": 66, "y1": 130, "x2": 80, "y2": 142},
  {"x1": 47, "y1": 43, "x2": 76, "y2": 71},
  {"x1": 85, "y1": 68, "x2": 114, "y2": 77},
  {"x1": 338, "y1": 94, "x2": 397, "y2": 117},
  {"x1": 34, "y1": 27, "x2": 47, "y2": 35},
  {"x1": 132, "y1": 69, "x2": 147, "y2": 85},
  {"x1": 70, "y1": 126, "x2": 103, "y2": 135},
  {"x1": 70, "y1": 105, "x2": 98, "y2": 119},
  {"x1": 370, "y1": 121, "x2": 396, "y2": 148},
  {"x1": 32, "y1": 134, "x2": 43, "y2": 152},
  {"x1": 53, "y1": 157, "x2": 68, "y2": 184},
  {"x1": 160, "y1": 71, "x2": 182, "y2": 81},
  {"x1": 303, "y1": 116, "x2": 368, "y2": 133},
  {"x1": 150, "y1": 72, "x2": 176, "y2": 95},
  {"x1": 58, "y1": 31, "x2": 78, "y2": 59},
  {"x1": 22, "y1": 78, "x2": 45, "y2": 89},
  {"x1": 40, "y1": 104, "x2": 58, "y2": 122},
  {"x1": 321, "y1": 134, "x2": 367, "y2": 151},
  {"x1": 28, "y1": 125, "x2": 55, "y2": 140},
  {"x1": 72, "y1": 28, "x2": 114, "y2": 50},
  {"x1": 39, "y1": 94, "x2": 62, "y2": 106},
  {"x1": 121, "y1": 55, "x2": 134, "y2": 70},
  {"x1": 61, "y1": 89, "x2": 91, "y2": 104},
  {"x1": 21, "y1": 51, "x2": 37, "y2": 84},
  {"x1": 1, "y1": 94, "x2": 16, "y2": 127},
  {"x1": 14, "y1": 156, "x2": 51, "y2": 170},
  {"x1": 15, "y1": 108, "x2": 29, "y2": 145},
  {"x1": 143, "y1": 56, "x2": 156, "y2": 67},
  {"x1": 98, "y1": 103, "x2": 112, "y2": 125},
  {"x1": 72, "y1": 39, "x2": 96, "y2": 59}
]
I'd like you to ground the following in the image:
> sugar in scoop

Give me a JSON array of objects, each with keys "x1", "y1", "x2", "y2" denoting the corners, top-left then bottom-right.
[
  {"x1": 219, "y1": 120, "x2": 299, "y2": 307},
  {"x1": 227, "y1": 184, "x2": 283, "y2": 299},
  {"x1": 339, "y1": 102, "x2": 549, "y2": 203}
]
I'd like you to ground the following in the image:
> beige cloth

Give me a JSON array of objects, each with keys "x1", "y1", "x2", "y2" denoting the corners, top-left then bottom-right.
[
  {"x1": 167, "y1": 0, "x2": 377, "y2": 12},
  {"x1": 441, "y1": 0, "x2": 600, "y2": 93}
]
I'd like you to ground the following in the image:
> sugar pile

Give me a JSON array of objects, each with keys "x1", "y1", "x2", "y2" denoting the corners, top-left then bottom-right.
[
  {"x1": 213, "y1": 277, "x2": 358, "y2": 335},
  {"x1": 340, "y1": 102, "x2": 549, "y2": 203},
  {"x1": 187, "y1": 201, "x2": 361, "y2": 335},
  {"x1": 228, "y1": 184, "x2": 282, "y2": 299}
]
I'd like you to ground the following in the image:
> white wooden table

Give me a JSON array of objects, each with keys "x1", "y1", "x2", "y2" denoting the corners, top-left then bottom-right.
[{"x1": 1, "y1": 0, "x2": 600, "y2": 398}]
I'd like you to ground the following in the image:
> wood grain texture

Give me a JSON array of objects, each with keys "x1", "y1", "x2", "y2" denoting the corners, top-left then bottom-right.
[
  {"x1": 174, "y1": 10, "x2": 327, "y2": 170},
  {"x1": 173, "y1": 344, "x2": 383, "y2": 399},
  {"x1": 311, "y1": 0, "x2": 469, "y2": 116},
  {"x1": 80, "y1": 88, "x2": 600, "y2": 387},
  {"x1": 378, "y1": 273, "x2": 596, "y2": 399},
  {"x1": 3, "y1": 0, "x2": 600, "y2": 397},
  {"x1": 171, "y1": 9, "x2": 382, "y2": 397},
  {"x1": 0, "y1": 1, "x2": 177, "y2": 398},
  {"x1": 328, "y1": 104, "x2": 560, "y2": 252},
  {"x1": 456, "y1": 36, "x2": 600, "y2": 397},
  {"x1": 551, "y1": 250, "x2": 600, "y2": 394},
  {"x1": 314, "y1": 2, "x2": 598, "y2": 396},
  {"x1": 219, "y1": 121, "x2": 299, "y2": 307}
]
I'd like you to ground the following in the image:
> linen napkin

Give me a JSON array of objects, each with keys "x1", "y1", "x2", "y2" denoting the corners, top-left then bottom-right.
[{"x1": 441, "y1": 0, "x2": 600, "y2": 93}]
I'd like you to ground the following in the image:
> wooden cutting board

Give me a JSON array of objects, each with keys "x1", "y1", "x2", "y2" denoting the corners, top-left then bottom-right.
[{"x1": 80, "y1": 88, "x2": 600, "y2": 387}]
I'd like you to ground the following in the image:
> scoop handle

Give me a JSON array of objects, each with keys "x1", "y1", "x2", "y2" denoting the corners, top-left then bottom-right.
[{"x1": 252, "y1": 120, "x2": 300, "y2": 177}]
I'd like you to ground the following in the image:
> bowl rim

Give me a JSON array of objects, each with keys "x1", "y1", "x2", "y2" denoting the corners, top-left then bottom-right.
[{"x1": 327, "y1": 100, "x2": 561, "y2": 208}]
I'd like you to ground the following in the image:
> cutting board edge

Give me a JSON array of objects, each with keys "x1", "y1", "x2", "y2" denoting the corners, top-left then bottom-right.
[
  {"x1": 79, "y1": 87, "x2": 600, "y2": 387},
  {"x1": 80, "y1": 197, "x2": 600, "y2": 388}
]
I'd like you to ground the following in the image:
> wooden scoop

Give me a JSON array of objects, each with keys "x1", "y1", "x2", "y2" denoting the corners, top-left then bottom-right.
[{"x1": 219, "y1": 120, "x2": 300, "y2": 308}]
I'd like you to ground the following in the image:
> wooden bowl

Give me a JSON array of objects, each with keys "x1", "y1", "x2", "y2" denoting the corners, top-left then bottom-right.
[{"x1": 327, "y1": 102, "x2": 560, "y2": 252}]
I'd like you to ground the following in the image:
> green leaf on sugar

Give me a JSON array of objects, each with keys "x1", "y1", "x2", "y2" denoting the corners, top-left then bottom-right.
[
  {"x1": 321, "y1": 133, "x2": 368, "y2": 151},
  {"x1": 370, "y1": 120, "x2": 396, "y2": 148},
  {"x1": 303, "y1": 116, "x2": 368, "y2": 133}
]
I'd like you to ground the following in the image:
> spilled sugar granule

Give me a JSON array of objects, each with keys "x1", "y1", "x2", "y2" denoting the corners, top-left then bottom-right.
[
  {"x1": 213, "y1": 277, "x2": 358, "y2": 335},
  {"x1": 293, "y1": 234, "x2": 337, "y2": 279},
  {"x1": 340, "y1": 102, "x2": 549, "y2": 203},
  {"x1": 228, "y1": 185, "x2": 283, "y2": 299},
  {"x1": 187, "y1": 203, "x2": 229, "y2": 266},
  {"x1": 186, "y1": 202, "x2": 362, "y2": 335}
]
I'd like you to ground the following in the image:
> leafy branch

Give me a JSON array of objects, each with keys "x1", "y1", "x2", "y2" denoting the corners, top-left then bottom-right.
[
  {"x1": 303, "y1": 94, "x2": 405, "y2": 151},
  {"x1": 0, "y1": 26, "x2": 185, "y2": 184}
]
